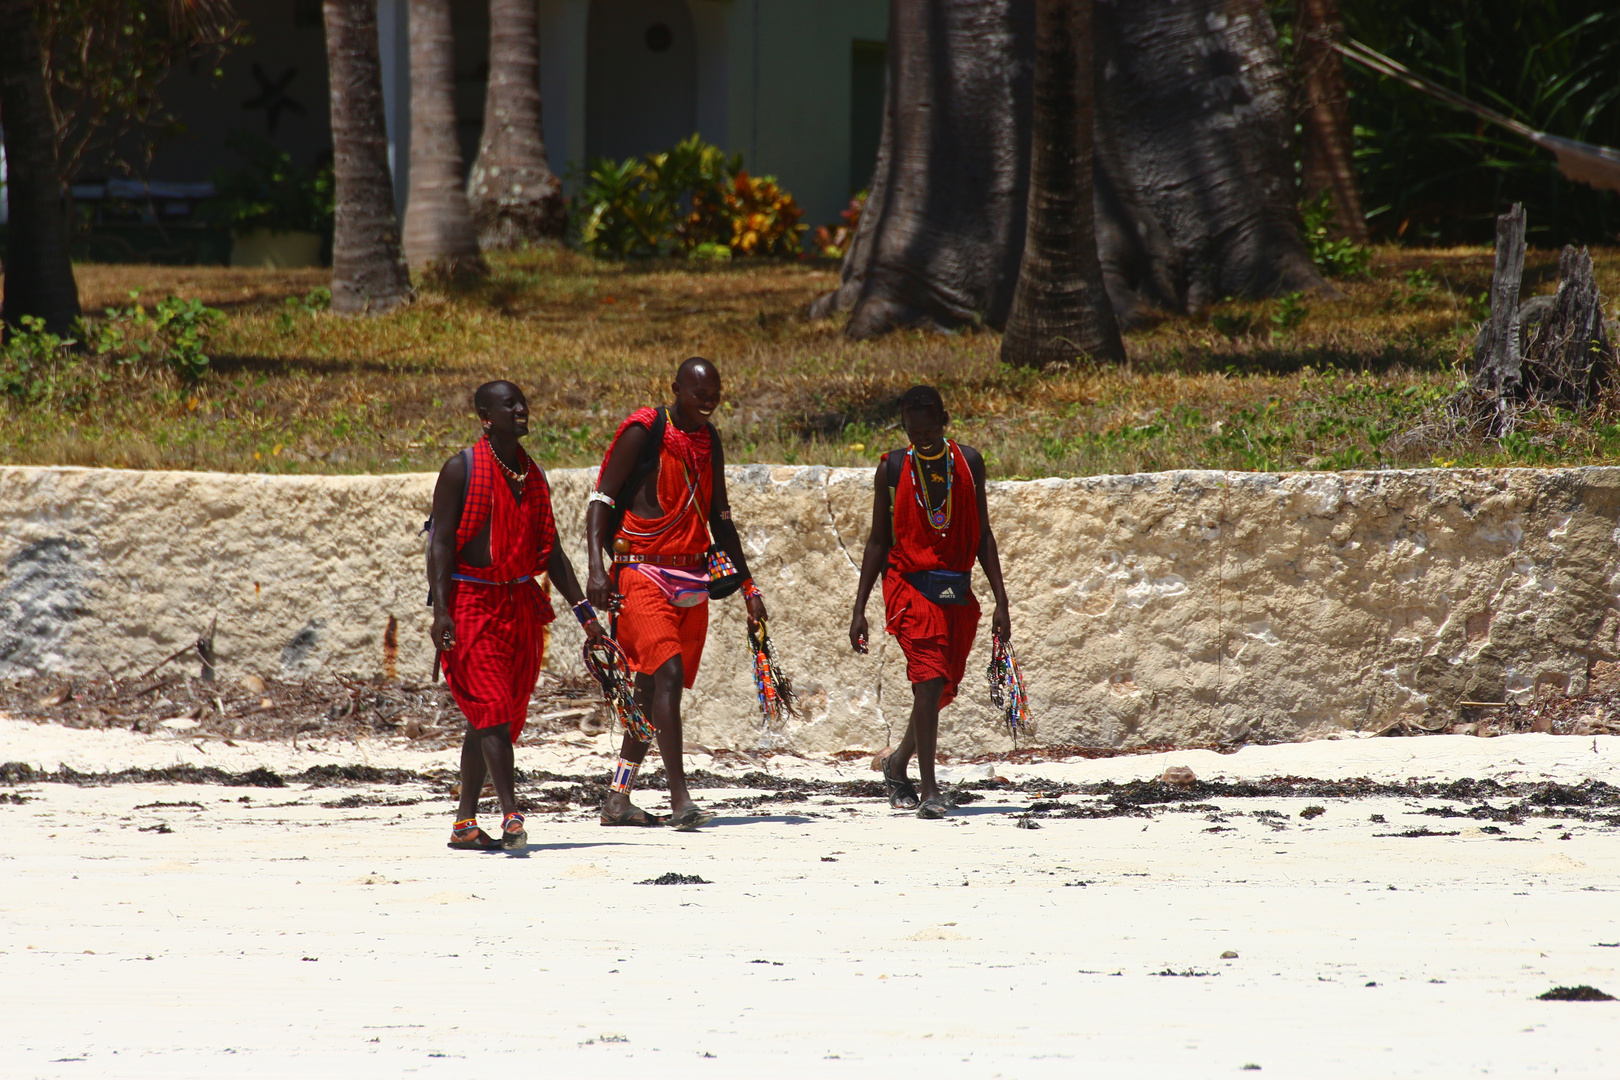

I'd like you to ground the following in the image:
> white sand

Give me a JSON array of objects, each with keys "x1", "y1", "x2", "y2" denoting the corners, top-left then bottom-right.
[{"x1": 3, "y1": 719, "x2": 1619, "y2": 1078}]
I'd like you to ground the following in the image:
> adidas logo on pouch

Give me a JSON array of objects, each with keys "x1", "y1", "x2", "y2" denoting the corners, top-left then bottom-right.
[{"x1": 940, "y1": 588, "x2": 956, "y2": 598}]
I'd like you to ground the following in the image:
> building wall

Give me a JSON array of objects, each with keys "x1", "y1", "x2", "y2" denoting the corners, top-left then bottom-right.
[{"x1": 145, "y1": 1, "x2": 334, "y2": 183}]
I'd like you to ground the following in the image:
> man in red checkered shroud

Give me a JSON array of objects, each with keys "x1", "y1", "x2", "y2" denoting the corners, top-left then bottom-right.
[{"x1": 428, "y1": 381, "x2": 604, "y2": 853}]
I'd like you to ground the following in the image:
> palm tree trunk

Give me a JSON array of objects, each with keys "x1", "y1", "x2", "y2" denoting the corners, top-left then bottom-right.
[
  {"x1": 1001, "y1": 0, "x2": 1122, "y2": 368},
  {"x1": 323, "y1": 0, "x2": 412, "y2": 315},
  {"x1": 0, "y1": 0, "x2": 81, "y2": 337},
  {"x1": 468, "y1": 0, "x2": 563, "y2": 249},
  {"x1": 402, "y1": 0, "x2": 485, "y2": 276},
  {"x1": 1296, "y1": 0, "x2": 1367, "y2": 241}
]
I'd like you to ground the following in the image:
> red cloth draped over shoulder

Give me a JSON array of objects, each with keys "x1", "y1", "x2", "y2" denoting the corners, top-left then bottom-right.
[
  {"x1": 602, "y1": 407, "x2": 715, "y2": 685},
  {"x1": 882, "y1": 441, "x2": 981, "y2": 706},
  {"x1": 442, "y1": 437, "x2": 557, "y2": 741},
  {"x1": 601, "y1": 406, "x2": 713, "y2": 557}
]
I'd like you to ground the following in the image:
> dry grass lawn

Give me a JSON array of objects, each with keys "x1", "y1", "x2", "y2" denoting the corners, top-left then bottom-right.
[{"x1": 2, "y1": 244, "x2": 1618, "y2": 477}]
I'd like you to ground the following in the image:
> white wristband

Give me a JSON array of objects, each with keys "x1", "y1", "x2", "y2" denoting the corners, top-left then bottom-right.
[{"x1": 589, "y1": 491, "x2": 616, "y2": 508}]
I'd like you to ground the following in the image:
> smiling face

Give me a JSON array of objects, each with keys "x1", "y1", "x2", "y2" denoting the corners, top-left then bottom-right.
[
  {"x1": 476, "y1": 381, "x2": 530, "y2": 439},
  {"x1": 671, "y1": 359, "x2": 722, "y2": 429}
]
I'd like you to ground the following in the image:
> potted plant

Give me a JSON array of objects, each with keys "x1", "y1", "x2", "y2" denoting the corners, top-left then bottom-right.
[{"x1": 212, "y1": 130, "x2": 334, "y2": 268}]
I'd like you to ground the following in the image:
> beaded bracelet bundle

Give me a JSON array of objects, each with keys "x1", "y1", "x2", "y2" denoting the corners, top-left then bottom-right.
[
  {"x1": 985, "y1": 631, "x2": 1031, "y2": 739},
  {"x1": 747, "y1": 620, "x2": 796, "y2": 739},
  {"x1": 583, "y1": 636, "x2": 655, "y2": 744}
]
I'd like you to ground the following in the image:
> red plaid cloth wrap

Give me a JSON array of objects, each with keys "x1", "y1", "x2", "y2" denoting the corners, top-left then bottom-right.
[
  {"x1": 442, "y1": 437, "x2": 557, "y2": 741},
  {"x1": 882, "y1": 441, "x2": 981, "y2": 707}
]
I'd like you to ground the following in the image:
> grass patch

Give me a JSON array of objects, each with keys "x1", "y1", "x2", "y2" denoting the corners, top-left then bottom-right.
[{"x1": 2, "y1": 245, "x2": 1618, "y2": 477}]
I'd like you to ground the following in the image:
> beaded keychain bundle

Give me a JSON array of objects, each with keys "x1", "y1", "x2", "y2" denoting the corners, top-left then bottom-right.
[
  {"x1": 748, "y1": 620, "x2": 797, "y2": 739},
  {"x1": 985, "y1": 631, "x2": 1031, "y2": 739},
  {"x1": 583, "y1": 636, "x2": 655, "y2": 744}
]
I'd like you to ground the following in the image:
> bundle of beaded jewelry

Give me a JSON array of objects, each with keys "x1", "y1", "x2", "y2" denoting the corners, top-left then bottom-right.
[
  {"x1": 985, "y1": 631, "x2": 1031, "y2": 739},
  {"x1": 909, "y1": 442, "x2": 952, "y2": 531},
  {"x1": 748, "y1": 620, "x2": 797, "y2": 741},
  {"x1": 583, "y1": 636, "x2": 655, "y2": 743}
]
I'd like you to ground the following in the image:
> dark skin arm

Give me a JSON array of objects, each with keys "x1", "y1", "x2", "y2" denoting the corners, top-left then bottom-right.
[
  {"x1": 707, "y1": 432, "x2": 768, "y2": 629},
  {"x1": 585, "y1": 424, "x2": 653, "y2": 614},
  {"x1": 849, "y1": 445, "x2": 1010, "y2": 652}
]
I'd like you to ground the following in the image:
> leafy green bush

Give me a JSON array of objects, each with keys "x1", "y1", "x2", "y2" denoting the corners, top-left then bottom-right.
[
  {"x1": 1300, "y1": 191, "x2": 1371, "y2": 278},
  {"x1": 211, "y1": 129, "x2": 335, "y2": 234},
  {"x1": 572, "y1": 135, "x2": 805, "y2": 258},
  {"x1": 94, "y1": 293, "x2": 224, "y2": 382},
  {"x1": 0, "y1": 317, "x2": 90, "y2": 405}
]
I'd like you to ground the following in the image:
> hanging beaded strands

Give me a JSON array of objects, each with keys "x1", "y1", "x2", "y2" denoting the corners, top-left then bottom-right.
[
  {"x1": 909, "y1": 441, "x2": 953, "y2": 531},
  {"x1": 747, "y1": 620, "x2": 796, "y2": 747},
  {"x1": 583, "y1": 637, "x2": 655, "y2": 743},
  {"x1": 985, "y1": 631, "x2": 1031, "y2": 739}
]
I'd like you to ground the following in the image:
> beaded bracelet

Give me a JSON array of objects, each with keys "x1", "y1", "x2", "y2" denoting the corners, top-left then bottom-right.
[
  {"x1": 572, "y1": 598, "x2": 598, "y2": 626},
  {"x1": 741, "y1": 578, "x2": 762, "y2": 602}
]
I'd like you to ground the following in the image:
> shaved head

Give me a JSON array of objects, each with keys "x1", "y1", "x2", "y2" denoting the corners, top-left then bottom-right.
[
  {"x1": 899, "y1": 385, "x2": 944, "y2": 413},
  {"x1": 474, "y1": 380, "x2": 521, "y2": 412},
  {"x1": 676, "y1": 356, "x2": 718, "y2": 385}
]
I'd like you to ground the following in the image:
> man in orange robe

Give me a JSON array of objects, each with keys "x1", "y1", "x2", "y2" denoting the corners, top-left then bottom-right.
[
  {"x1": 429, "y1": 381, "x2": 604, "y2": 852},
  {"x1": 586, "y1": 358, "x2": 768, "y2": 830},
  {"x1": 850, "y1": 386, "x2": 1012, "y2": 819}
]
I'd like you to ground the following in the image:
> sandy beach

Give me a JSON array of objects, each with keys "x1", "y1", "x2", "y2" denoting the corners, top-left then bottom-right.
[{"x1": 3, "y1": 719, "x2": 1619, "y2": 1078}]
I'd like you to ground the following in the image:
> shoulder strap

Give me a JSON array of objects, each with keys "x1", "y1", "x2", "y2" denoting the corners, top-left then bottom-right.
[
  {"x1": 603, "y1": 408, "x2": 668, "y2": 552},
  {"x1": 885, "y1": 448, "x2": 903, "y2": 489}
]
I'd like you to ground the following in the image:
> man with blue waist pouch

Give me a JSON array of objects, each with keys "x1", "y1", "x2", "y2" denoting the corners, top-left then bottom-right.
[{"x1": 849, "y1": 386, "x2": 1013, "y2": 820}]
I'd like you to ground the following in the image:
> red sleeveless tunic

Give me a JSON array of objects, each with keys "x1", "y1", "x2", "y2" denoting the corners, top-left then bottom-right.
[
  {"x1": 600, "y1": 407, "x2": 714, "y2": 686},
  {"x1": 442, "y1": 438, "x2": 557, "y2": 740},
  {"x1": 881, "y1": 441, "x2": 982, "y2": 706}
]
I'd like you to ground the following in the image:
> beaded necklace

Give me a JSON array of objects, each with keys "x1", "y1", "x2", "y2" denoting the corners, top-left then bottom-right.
[
  {"x1": 908, "y1": 440, "x2": 953, "y2": 531},
  {"x1": 486, "y1": 437, "x2": 530, "y2": 491}
]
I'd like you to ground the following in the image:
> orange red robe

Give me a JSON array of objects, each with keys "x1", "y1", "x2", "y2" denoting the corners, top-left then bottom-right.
[
  {"x1": 441, "y1": 438, "x2": 556, "y2": 742},
  {"x1": 603, "y1": 408, "x2": 713, "y2": 688},
  {"x1": 882, "y1": 441, "x2": 981, "y2": 707}
]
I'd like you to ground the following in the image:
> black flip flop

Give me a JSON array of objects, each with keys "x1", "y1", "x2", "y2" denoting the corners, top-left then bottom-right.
[
  {"x1": 447, "y1": 827, "x2": 503, "y2": 851},
  {"x1": 883, "y1": 771, "x2": 920, "y2": 811},
  {"x1": 667, "y1": 805, "x2": 715, "y2": 832},
  {"x1": 600, "y1": 805, "x2": 666, "y2": 827},
  {"x1": 916, "y1": 796, "x2": 951, "y2": 820}
]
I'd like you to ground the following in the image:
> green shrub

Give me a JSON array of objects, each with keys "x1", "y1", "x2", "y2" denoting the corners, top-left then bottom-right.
[
  {"x1": 572, "y1": 135, "x2": 805, "y2": 258},
  {"x1": 211, "y1": 129, "x2": 335, "y2": 235},
  {"x1": 1300, "y1": 191, "x2": 1371, "y2": 279}
]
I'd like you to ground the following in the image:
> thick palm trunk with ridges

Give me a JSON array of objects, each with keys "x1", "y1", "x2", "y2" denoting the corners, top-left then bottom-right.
[
  {"x1": 323, "y1": 0, "x2": 412, "y2": 314},
  {"x1": 0, "y1": 0, "x2": 81, "y2": 337},
  {"x1": 468, "y1": 0, "x2": 563, "y2": 249},
  {"x1": 1295, "y1": 0, "x2": 1367, "y2": 241},
  {"x1": 810, "y1": 0, "x2": 1034, "y2": 339},
  {"x1": 1001, "y1": 0, "x2": 1122, "y2": 368},
  {"x1": 402, "y1": 0, "x2": 485, "y2": 276},
  {"x1": 1092, "y1": 0, "x2": 1327, "y2": 316},
  {"x1": 815, "y1": 0, "x2": 1326, "y2": 336}
]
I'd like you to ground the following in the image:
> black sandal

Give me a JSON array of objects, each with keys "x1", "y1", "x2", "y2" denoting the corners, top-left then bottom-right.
[
  {"x1": 916, "y1": 796, "x2": 951, "y2": 820},
  {"x1": 883, "y1": 770, "x2": 920, "y2": 811},
  {"x1": 600, "y1": 805, "x2": 665, "y2": 827},
  {"x1": 447, "y1": 826, "x2": 502, "y2": 851},
  {"x1": 667, "y1": 805, "x2": 715, "y2": 832}
]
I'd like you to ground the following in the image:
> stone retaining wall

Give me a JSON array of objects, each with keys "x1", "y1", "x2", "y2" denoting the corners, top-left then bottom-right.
[{"x1": 4, "y1": 464, "x2": 1619, "y2": 754}]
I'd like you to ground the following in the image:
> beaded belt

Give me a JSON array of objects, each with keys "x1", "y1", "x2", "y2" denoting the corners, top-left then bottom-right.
[
  {"x1": 451, "y1": 573, "x2": 533, "y2": 585},
  {"x1": 611, "y1": 552, "x2": 706, "y2": 567}
]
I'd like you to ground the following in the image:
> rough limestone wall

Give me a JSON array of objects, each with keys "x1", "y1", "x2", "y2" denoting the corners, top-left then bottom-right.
[{"x1": 4, "y1": 464, "x2": 1620, "y2": 754}]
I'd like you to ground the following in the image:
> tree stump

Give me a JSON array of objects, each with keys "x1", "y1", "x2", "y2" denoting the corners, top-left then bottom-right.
[{"x1": 1523, "y1": 245, "x2": 1614, "y2": 410}]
